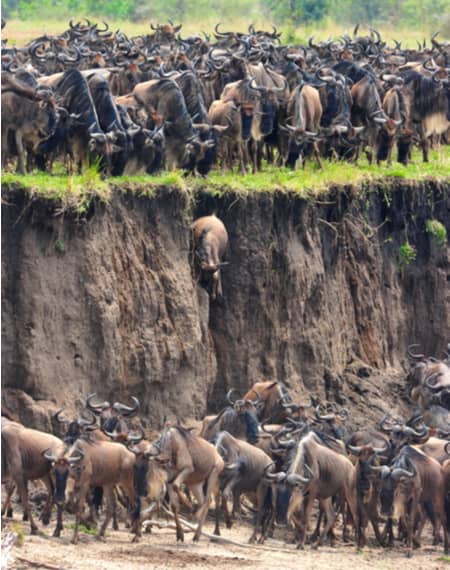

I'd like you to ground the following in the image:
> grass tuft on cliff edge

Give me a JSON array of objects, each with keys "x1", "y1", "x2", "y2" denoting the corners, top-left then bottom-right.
[{"x1": 2, "y1": 147, "x2": 449, "y2": 210}]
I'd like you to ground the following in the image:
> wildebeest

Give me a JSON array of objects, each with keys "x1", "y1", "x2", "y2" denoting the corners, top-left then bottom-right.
[
  {"x1": 1, "y1": 422, "x2": 65, "y2": 535},
  {"x1": 373, "y1": 445, "x2": 449, "y2": 557},
  {"x1": 276, "y1": 430, "x2": 357, "y2": 549},
  {"x1": 214, "y1": 430, "x2": 273, "y2": 542},
  {"x1": 191, "y1": 214, "x2": 229, "y2": 301},
  {"x1": 200, "y1": 389, "x2": 260, "y2": 444},
  {"x1": 150, "y1": 425, "x2": 224, "y2": 542},
  {"x1": 1, "y1": 77, "x2": 58, "y2": 173}
]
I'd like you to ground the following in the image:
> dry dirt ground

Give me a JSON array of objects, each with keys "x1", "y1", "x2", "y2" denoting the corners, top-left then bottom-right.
[{"x1": 3, "y1": 511, "x2": 448, "y2": 570}]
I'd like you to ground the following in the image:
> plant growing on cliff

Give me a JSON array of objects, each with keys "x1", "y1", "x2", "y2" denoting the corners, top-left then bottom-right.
[
  {"x1": 425, "y1": 219, "x2": 447, "y2": 248},
  {"x1": 398, "y1": 241, "x2": 416, "y2": 268}
]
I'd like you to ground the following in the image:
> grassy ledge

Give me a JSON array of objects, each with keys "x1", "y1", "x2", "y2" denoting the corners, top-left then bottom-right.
[{"x1": 2, "y1": 148, "x2": 449, "y2": 211}]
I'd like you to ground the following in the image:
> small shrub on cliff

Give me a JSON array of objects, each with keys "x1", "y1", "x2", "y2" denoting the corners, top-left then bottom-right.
[
  {"x1": 398, "y1": 241, "x2": 416, "y2": 268},
  {"x1": 425, "y1": 219, "x2": 447, "y2": 248}
]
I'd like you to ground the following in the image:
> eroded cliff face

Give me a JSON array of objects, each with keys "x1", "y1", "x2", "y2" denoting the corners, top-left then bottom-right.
[{"x1": 2, "y1": 181, "x2": 449, "y2": 430}]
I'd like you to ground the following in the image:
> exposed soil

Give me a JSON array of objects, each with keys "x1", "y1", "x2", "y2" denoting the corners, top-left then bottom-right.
[
  {"x1": 2, "y1": 182, "x2": 449, "y2": 431},
  {"x1": 5, "y1": 512, "x2": 447, "y2": 570}
]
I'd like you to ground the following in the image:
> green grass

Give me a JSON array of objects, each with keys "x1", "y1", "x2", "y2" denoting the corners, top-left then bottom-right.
[{"x1": 2, "y1": 147, "x2": 449, "y2": 208}]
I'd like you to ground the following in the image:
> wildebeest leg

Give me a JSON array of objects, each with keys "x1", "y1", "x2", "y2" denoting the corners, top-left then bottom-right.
[
  {"x1": 72, "y1": 486, "x2": 89, "y2": 544},
  {"x1": 168, "y1": 485, "x2": 184, "y2": 542},
  {"x1": 40, "y1": 474, "x2": 55, "y2": 525},
  {"x1": 405, "y1": 498, "x2": 417, "y2": 557},
  {"x1": 381, "y1": 517, "x2": 394, "y2": 546},
  {"x1": 213, "y1": 491, "x2": 222, "y2": 536},
  {"x1": 53, "y1": 499, "x2": 65, "y2": 538},
  {"x1": 15, "y1": 130, "x2": 26, "y2": 174},
  {"x1": 1, "y1": 480, "x2": 16, "y2": 517},
  {"x1": 421, "y1": 136, "x2": 430, "y2": 162},
  {"x1": 316, "y1": 498, "x2": 336, "y2": 547},
  {"x1": 193, "y1": 464, "x2": 221, "y2": 542},
  {"x1": 310, "y1": 509, "x2": 323, "y2": 543},
  {"x1": 98, "y1": 484, "x2": 115, "y2": 539},
  {"x1": 238, "y1": 142, "x2": 246, "y2": 175},
  {"x1": 312, "y1": 142, "x2": 323, "y2": 169},
  {"x1": 15, "y1": 476, "x2": 38, "y2": 534},
  {"x1": 249, "y1": 483, "x2": 267, "y2": 544}
]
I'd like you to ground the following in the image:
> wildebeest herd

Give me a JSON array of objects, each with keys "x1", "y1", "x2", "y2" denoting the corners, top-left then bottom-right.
[
  {"x1": 1, "y1": 20, "x2": 449, "y2": 175},
  {"x1": 2, "y1": 343, "x2": 450, "y2": 557}
]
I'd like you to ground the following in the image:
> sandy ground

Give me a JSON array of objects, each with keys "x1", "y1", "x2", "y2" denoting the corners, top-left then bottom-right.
[{"x1": 3, "y1": 511, "x2": 448, "y2": 570}]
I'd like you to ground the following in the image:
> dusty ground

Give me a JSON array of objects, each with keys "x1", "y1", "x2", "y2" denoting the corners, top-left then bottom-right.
[{"x1": 4, "y1": 511, "x2": 448, "y2": 570}]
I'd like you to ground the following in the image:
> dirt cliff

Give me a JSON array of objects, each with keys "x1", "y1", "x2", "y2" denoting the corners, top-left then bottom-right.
[{"x1": 2, "y1": 180, "x2": 449, "y2": 430}]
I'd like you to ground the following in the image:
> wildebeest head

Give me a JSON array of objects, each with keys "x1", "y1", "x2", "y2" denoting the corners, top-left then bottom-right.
[{"x1": 373, "y1": 455, "x2": 416, "y2": 517}]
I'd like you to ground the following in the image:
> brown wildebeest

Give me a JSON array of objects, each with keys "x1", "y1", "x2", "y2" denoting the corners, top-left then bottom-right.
[{"x1": 191, "y1": 214, "x2": 229, "y2": 301}]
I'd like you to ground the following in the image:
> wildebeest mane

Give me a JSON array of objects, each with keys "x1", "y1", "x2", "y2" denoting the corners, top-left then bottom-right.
[
  {"x1": 403, "y1": 71, "x2": 444, "y2": 117},
  {"x1": 56, "y1": 68, "x2": 101, "y2": 131}
]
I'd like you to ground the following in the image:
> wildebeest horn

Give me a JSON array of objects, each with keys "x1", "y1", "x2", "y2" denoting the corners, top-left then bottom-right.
[
  {"x1": 214, "y1": 23, "x2": 231, "y2": 37},
  {"x1": 77, "y1": 410, "x2": 97, "y2": 428},
  {"x1": 287, "y1": 473, "x2": 310, "y2": 485},
  {"x1": 422, "y1": 57, "x2": 437, "y2": 72},
  {"x1": 425, "y1": 372, "x2": 445, "y2": 391},
  {"x1": 347, "y1": 444, "x2": 363, "y2": 455},
  {"x1": 249, "y1": 78, "x2": 266, "y2": 92},
  {"x1": 86, "y1": 393, "x2": 110, "y2": 412},
  {"x1": 113, "y1": 396, "x2": 140, "y2": 416},
  {"x1": 126, "y1": 427, "x2": 146, "y2": 444},
  {"x1": 53, "y1": 409, "x2": 69, "y2": 424},
  {"x1": 402, "y1": 425, "x2": 429, "y2": 438},
  {"x1": 43, "y1": 449, "x2": 57, "y2": 462},
  {"x1": 150, "y1": 23, "x2": 158, "y2": 31},
  {"x1": 226, "y1": 388, "x2": 238, "y2": 405},
  {"x1": 379, "y1": 414, "x2": 394, "y2": 433},
  {"x1": 315, "y1": 405, "x2": 335, "y2": 421},
  {"x1": 392, "y1": 465, "x2": 415, "y2": 480},
  {"x1": 68, "y1": 451, "x2": 84, "y2": 463},
  {"x1": 445, "y1": 441, "x2": 450, "y2": 455},
  {"x1": 369, "y1": 464, "x2": 390, "y2": 476},
  {"x1": 407, "y1": 344, "x2": 424, "y2": 360}
]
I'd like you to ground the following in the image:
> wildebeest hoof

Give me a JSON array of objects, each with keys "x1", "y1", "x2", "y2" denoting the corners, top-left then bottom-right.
[
  {"x1": 406, "y1": 550, "x2": 412, "y2": 558},
  {"x1": 296, "y1": 544, "x2": 304, "y2": 550},
  {"x1": 71, "y1": 538, "x2": 78, "y2": 545},
  {"x1": 311, "y1": 542, "x2": 319, "y2": 550},
  {"x1": 176, "y1": 530, "x2": 184, "y2": 542},
  {"x1": 95, "y1": 534, "x2": 106, "y2": 542},
  {"x1": 193, "y1": 534, "x2": 200, "y2": 542},
  {"x1": 53, "y1": 530, "x2": 61, "y2": 538},
  {"x1": 30, "y1": 527, "x2": 38, "y2": 535},
  {"x1": 131, "y1": 536, "x2": 140, "y2": 543}
]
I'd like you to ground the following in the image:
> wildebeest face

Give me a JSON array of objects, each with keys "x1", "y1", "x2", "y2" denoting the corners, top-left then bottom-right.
[{"x1": 379, "y1": 473, "x2": 396, "y2": 516}]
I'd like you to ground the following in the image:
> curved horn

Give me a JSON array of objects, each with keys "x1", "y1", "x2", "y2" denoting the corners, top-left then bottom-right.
[
  {"x1": 68, "y1": 451, "x2": 84, "y2": 464},
  {"x1": 379, "y1": 414, "x2": 394, "y2": 433},
  {"x1": 77, "y1": 410, "x2": 97, "y2": 427},
  {"x1": 315, "y1": 405, "x2": 335, "y2": 421},
  {"x1": 86, "y1": 393, "x2": 110, "y2": 413},
  {"x1": 113, "y1": 396, "x2": 140, "y2": 416},
  {"x1": 391, "y1": 465, "x2": 415, "y2": 480},
  {"x1": 127, "y1": 426, "x2": 146, "y2": 444},
  {"x1": 43, "y1": 449, "x2": 57, "y2": 462},
  {"x1": 287, "y1": 472, "x2": 310, "y2": 485},
  {"x1": 53, "y1": 409, "x2": 69, "y2": 424},
  {"x1": 369, "y1": 465, "x2": 391, "y2": 477},
  {"x1": 347, "y1": 444, "x2": 363, "y2": 455},
  {"x1": 425, "y1": 372, "x2": 444, "y2": 391},
  {"x1": 226, "y1": 388, "x2": 238, "y2": 406},
  {"x1": 407, "y1": 344, "x2": 424, "y2": 360}
]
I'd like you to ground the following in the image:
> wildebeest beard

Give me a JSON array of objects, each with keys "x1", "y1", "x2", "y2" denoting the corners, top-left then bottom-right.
[{"x1": 241, "y1": 411, "x2": 259, "y2": 444}]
